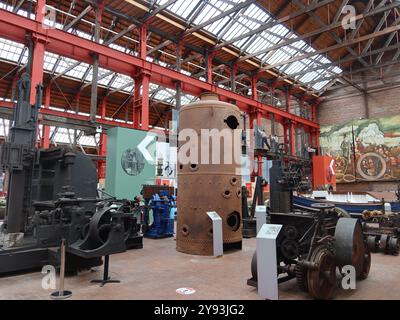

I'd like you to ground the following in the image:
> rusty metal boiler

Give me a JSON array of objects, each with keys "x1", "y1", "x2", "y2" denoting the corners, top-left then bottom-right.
[{"x1": 176, "y1": 92, "x2": 243, "y2": 256}]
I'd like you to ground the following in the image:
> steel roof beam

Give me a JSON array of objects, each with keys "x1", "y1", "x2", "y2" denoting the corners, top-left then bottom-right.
[
  {"x1": 236, "y1": 1, "x2": 398, "y2": 62},
  {"x1": 292, "y1": 0, "x2": 375, "y2": 72},
  {"x1": 63, "y1": 5, "x2": 93, "y2": 32},
  {"x1": 212, "y1": 0, "x2": 336, "y2": 52},
  {"x1": 285, "y1": 42, "x2": 400, "y2": 79},
  {"x1": 148, "y1": 0, "x2": 256, "y2": 54},
  {"x1": 259, "y1": 25, "x2": 400, "y2": 72},
  {"x1": 141, "y1": 0, "x2": 178, "y2": 23},
  {"x1": 13, "y1": 0, "x2": 25, "y2": 13}
]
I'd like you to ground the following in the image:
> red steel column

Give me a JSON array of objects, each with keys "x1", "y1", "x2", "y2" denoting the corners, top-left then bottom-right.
[
  {"x1": 41, "y1": 85, "x2": 51, "y2": 148},
  {"x1": 283, "y1": 123, "x2": 288, "y2": 145},
  {"x1": 132, "y1": 25, "x2": 150, "y2": 130},
  {"x1": 315, "y1": 129, "x2": 321, "y2": 155},
  {"x1": 133, "y1": 70, "x2": 150, "y2": 131},
  {"x1": 133, "y1": 75, "x2": 142, "y2": 129},
  {"x1": 29, "y1": 35, "x2": 46, "y2": 104},
  {"x1": 251, "y1": 75, "x2": 258, "y2": 101},
  {"x1": 98, "y1": 96, "x2": 107, "y2": 179},
  {"x1": 256, "y1": 111, "x2": 262, "y2": 177},
  {"x1": 311, "y1": 102, "x2": 318, "y2": 122},
  {"x1": 36, "y1": 0, "x2": 46, "y2": 24},
  {"x1": 206, "y1": 52, "x2": 214, "y2": 84},
  {"x1": 250, "y1": 74, "x2": 262, "y2": 179},
  {"x1": 139, "y1": 24, "x2": 147, "y2": 60},
  {"x1": 141, "y1": 71, "x2": 150, "y2": 131},
  {"x1": 249, "y1": 112, "x2": 255, "y2": 182},
  {"x1": 299, "y1": 95, "x2": 306, "y2": 118},
  {"x1": 290, "y1": 121, "x2": 296, "y2": 156},
  {"x1": 31, "y1": 1, "x2": 47, "y2": 146}
]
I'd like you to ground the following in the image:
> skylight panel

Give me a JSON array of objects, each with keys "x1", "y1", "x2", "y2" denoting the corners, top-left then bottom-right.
[
  {"x1": 299, "y1": 71, "x2": 320, "y2": 83},
  {"x1": 43, "y1": 53, "x2": 59, "y2": 71},
  {"x1": 284, "y1": 61, "x2": 307, "y2": 75},
  {"x1": 156, "y1": 0, "x2": 342, "y2": 90},
  {"x1": 98, "y1": 72, "x2": 114, "y2": 86},
  {"x1": 332, "y1": 66, "x2": 342, "y2": 74},
  {"x1": 0, "y1": 38, "x2": 24, "y2": 63},
  {"x1": 312, "y1": 80, "x2": 330, "y2": 90},
  {"x1": 169, "y1": 0, "x2": 201, "y2": 18},
  {"x1": 112, "y1": 74, "x2": 133, "y2": 90}
]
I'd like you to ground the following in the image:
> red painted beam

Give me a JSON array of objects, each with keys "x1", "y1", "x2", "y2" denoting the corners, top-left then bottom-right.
[
  {"x1": 0, "y1": 9, "x2": 319, "y2": 130},
  {"x1": 290, "y1": 122, "x2": 296, "y2": 157},
  {"x1": 139, "y1": 25, "x2": 147, "y2": 60},
  {"x1": 41, "y1": 85, "x2": 51, "y2": 148}
]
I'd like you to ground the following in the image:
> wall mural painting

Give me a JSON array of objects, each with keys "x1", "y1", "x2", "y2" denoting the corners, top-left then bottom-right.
[{"x1": 320, "y1": 115, "x2": 400, "y2": 183}]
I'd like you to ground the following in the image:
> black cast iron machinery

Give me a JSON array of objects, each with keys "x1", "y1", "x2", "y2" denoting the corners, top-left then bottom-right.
[
  {"x1": 248, "y1": 159, "x2": 371, "y2": 299},
  {"x1": 0, "y1": 74, "x2": 142, "y2": 275}
]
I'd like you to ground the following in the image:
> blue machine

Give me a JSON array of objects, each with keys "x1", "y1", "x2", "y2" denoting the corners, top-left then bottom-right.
[{"x1": 145, "y1": 190, "x2": 175, "y2": 239}]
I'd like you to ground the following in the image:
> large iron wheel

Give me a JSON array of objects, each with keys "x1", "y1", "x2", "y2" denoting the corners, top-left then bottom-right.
[
  {"x1": 388, "y1": 237, "x2": 400, "y2": 256},
  {"x1": 307, "y1": 246, "x2": 337, "y2": 300},
  {"x1": 358, "y1": 243, "x2": 371, "y2": 280},
  {"x1": 334, "y1": 218, "x2": 370, "y2": 280},
  {"x1": 367, "y1": 235, "x2": 379, "y2": 253},
  {"x1": 379, "y1": 234, "x2": 389, "y2": 254}
]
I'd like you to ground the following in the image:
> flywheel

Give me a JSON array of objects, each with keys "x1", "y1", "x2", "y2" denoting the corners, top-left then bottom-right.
[
  {"x1": 334, "y1": 218, "x2": 371, "y2": 280},
  {"x1": 307, "y1": 246, "x2": 337, "y2": 300}
]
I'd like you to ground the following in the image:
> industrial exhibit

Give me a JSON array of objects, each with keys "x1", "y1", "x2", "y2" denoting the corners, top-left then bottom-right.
[{"x1": 0, "y1": 0, "x2": 399, "y2": 301}]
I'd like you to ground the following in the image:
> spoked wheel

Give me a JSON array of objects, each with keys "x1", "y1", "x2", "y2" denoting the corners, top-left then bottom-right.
[
  {"x1": 367, "y1": 235, "x2": 379, "y2": 253},
  {"x1": 307, "y1": 246, "x2": 337, "y2": 300},
  {"x1": 388, "y1": 237, "x2": 400, "y2": 256}
]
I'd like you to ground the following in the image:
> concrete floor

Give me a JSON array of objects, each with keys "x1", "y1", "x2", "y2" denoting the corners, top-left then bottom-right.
[{"x1": 0, "y1": 237, "x2": 399, "y2": 300}]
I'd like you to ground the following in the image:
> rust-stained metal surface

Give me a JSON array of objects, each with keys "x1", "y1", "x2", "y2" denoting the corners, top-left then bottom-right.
[{"x1": 176, "y1": 93, "x2": 243, "y2": 256}]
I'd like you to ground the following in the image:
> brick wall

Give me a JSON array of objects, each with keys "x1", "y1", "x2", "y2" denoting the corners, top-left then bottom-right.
[
  {"x1": 318, "y1": 85, "x2": 400, "y2": 126},
  {"x1": 318, "y1": 83, "x2": 400, "y2": 191}
]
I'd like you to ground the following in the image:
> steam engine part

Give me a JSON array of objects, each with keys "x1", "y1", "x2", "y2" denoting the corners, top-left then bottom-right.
[
  {"x1": 176, "y1": 93, "x2": 242, "y2": 255},
  {"x1": 247, "y1": 161, "x2": 371, "y2": 299},
  {"x1": 0, "y1": 73, "x2": 142, "y2": 275},
  {"x1": 363, "y1": 213, "x2": 400, "y2": 255}
]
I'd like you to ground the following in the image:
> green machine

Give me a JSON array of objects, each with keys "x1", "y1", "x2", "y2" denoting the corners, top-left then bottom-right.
[{"x1": 106, "y1": 127, "x2": 156, "y2": 200}]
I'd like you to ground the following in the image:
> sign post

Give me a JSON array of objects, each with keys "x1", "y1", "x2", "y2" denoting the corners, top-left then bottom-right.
[
  {"x1": 256, "y1": 223, "x2": 282, "y2": 300},
  {"x1": 206, "y1": 211, "x2": 223, "y2": 257},
  {"x1": 255, "y1": 206, "x2": 267, "y2": 234}
]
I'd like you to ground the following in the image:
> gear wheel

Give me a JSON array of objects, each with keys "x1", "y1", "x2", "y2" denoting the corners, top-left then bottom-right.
[{"x1": 295, "y1": 263, "x2": 308, "y2": 292}]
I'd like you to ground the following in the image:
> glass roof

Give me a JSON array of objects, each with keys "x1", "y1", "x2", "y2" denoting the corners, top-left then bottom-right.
[
  {"x1": 157, "y1": 0, "x2": 342, "y2": 90},
  {"x1": 0, "y1": 0, "x2": 343, "y2": 111}
]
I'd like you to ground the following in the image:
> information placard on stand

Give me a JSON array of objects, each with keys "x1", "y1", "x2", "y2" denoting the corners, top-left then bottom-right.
[
  {"x1": 255, "y1": 206, "x2": 267, "y2": 234},
  {"x1": 256, "y1": 223, "x2": 282, "y2": 300},
  {"x1": 206, "y1": 211, "x2": 223, "y2": 257}
]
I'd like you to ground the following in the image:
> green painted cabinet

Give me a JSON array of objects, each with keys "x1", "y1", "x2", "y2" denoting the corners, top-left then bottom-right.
[{"x1": 105, "y1": 127, "x2": 156, "y2": 200}]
